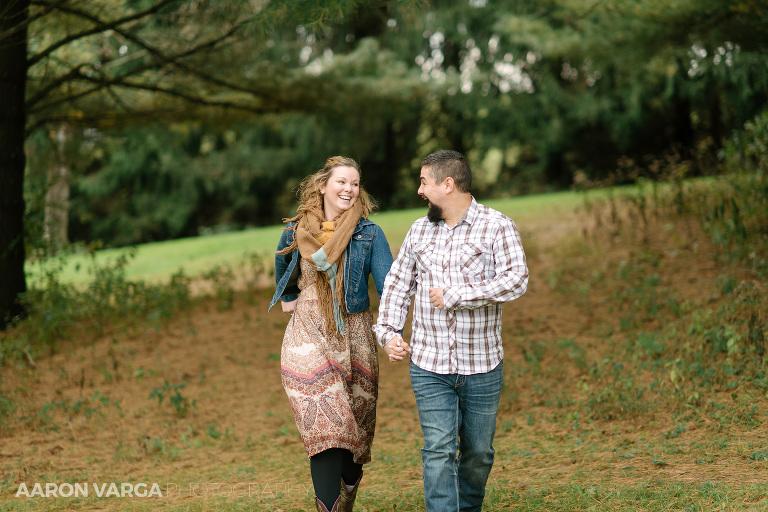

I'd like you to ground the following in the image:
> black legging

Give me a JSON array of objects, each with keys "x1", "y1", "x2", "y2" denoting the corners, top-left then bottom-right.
[{"x1": 310, "y1": 448, "x2": 363, "y2": 509}]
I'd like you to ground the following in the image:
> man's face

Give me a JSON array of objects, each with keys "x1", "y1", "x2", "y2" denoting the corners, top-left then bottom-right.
[{"x1": 419, "y1": 166, "x2": 445, "y2": 224}]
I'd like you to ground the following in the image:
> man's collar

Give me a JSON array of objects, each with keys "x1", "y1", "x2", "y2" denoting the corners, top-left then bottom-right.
[
  {"x1": 461, "y1": 197, "x2": 478, "y2": 226},
  {"x1": 433, "y1": 196, "x2": 477, "y2": 228}
]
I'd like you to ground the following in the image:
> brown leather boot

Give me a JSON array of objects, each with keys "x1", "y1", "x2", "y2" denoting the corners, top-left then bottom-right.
[
  {"x1": 315, "y1": 495, "x2": 340, "y2": 512},
  {"x1": 337, "y1": 471, "x2": 362, "y2": 512}
]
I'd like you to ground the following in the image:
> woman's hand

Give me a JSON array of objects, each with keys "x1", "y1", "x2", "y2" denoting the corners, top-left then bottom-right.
[
  {"x1": 383, "y1": 334, "x2": 411, "y2": 362},
  {"x1": 281, "y1": 299, "x2": 297, "y2": 315}
]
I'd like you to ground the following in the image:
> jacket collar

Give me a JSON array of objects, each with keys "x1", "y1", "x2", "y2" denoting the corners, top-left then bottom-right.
[{"x1": 353, "y1": 217, "x2": 374, "y2": 233}]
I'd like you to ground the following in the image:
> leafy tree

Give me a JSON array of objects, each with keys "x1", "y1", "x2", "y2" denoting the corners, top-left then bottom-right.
[
  {"x1": 49, "y1": 32, "x2": 423, "y2": 247},
  {"x1": 381, "y1": 0, "x2": 768, "y2": 190},
  {"x1": 5, "y1": 0, "x2": 766, "y2": 328},
  {"x1": 0, "y1": 0, "x2": 419, "y2": 328}
]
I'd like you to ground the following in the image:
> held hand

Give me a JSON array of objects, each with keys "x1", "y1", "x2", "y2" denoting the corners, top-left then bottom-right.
[
  {"x1": 384, "y1": 334, "x2": 411, "y2": 363},
  {"x1": 429, "y1": 288, "x2": 445, "y2": 310},
  {"x1": 281, "y1": 299, "x2": 297, "y2": 315}
]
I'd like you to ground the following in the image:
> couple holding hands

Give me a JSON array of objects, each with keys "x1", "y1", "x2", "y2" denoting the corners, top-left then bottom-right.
[{"x1": 269, "y1": 150, "x2": 529, "y2": 512}]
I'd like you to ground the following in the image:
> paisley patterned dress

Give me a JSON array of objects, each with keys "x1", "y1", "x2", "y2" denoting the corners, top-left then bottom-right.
[{"x1": 281, "y1": 259, "x2": 379, "y2": 463}]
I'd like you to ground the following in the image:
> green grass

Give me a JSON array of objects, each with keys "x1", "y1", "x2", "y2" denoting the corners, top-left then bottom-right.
[
  {"x1": 25, "y1": 188, "x2": 610, "y2": 287},
  {"x1": 25, "y1": 226, "x2": 284, "y2": 286}
]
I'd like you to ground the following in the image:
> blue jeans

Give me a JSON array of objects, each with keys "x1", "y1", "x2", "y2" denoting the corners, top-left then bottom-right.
[{"x1": 409, "y1": 361, "x2": 503, "y2": 512}]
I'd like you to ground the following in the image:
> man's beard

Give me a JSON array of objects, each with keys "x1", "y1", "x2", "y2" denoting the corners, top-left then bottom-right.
[{"x1": 427, "y1": 202, "x2": 443, "y2": 225}]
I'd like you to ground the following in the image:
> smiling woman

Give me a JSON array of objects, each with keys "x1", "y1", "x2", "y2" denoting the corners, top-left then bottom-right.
[
  {"x1": 268, "y1": 156, "x2": 394, "y2": 512},
  {"x1": 321, "y1": 165, "x2": 361, "y2": 220}
]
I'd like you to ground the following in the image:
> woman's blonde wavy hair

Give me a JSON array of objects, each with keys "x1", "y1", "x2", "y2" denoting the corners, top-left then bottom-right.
[{"x1": 284, "y1": 156, "x2": 376, "y2": 224}]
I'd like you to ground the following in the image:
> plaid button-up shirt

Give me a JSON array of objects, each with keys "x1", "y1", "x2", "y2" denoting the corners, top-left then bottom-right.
[{"x1": 373, "y1": 198, "x2": 528, "y2": 375}]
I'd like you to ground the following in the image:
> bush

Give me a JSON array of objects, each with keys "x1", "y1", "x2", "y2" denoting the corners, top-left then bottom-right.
[{"x1": 1, "y1": 251, "x2": 193, "y2": 366}]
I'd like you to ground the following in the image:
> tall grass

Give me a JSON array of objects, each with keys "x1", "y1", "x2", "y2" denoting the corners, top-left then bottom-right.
[{"x1": 1, "y1": 250, "x2": 272, "y2": 367}]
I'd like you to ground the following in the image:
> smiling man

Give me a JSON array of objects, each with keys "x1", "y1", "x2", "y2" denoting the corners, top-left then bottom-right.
[{"x1": 374, "y1": 149, "x2": 529, "y2": 512}]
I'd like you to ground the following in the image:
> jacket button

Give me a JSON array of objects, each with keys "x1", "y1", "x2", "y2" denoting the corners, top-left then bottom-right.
[{"x1": 357, "y1": 235, "x2": 362, "y2": 239}]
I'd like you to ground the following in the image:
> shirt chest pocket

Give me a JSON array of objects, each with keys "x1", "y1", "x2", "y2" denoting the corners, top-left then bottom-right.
[
  {"x1": 459, "y1": 243, "x2": 490, "y2": 277},
  {"x1": 413, "y1": 243, "x2": 435, "y2": 273}
]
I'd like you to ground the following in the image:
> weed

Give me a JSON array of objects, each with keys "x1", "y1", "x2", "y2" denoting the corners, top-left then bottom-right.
[
  {"x1": 558, "y1": 338, "x2": 588, "y2": 371},
  {"x1": 635, "y1": 332, "x2": 666, "y2": 359},
  {"x1": 149, "y1": 381, "x2": 196, "y2": 418},
  {"x1": 200, "y1": 264, "x2": 236, "y2": 311},
  {"x1": 138, "y1": 435, "x2": 183, "y2": 460},
  {"x1": 663, "y1": 423, "x2": 687, "y2": 439},
  {"x1": 4, "y1": 251, "x2": 196, "y2": 367}
]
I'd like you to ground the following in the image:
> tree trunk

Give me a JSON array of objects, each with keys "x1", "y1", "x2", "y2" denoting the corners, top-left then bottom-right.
[
  {"x1": 0, "y1": 0, "x2": 30, "y2": 329},
  {"x1": 44, "y1": 124, "x2": 72, "y2": 253}
]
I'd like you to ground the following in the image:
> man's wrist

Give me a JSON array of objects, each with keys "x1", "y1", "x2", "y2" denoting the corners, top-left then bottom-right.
[{"x1": 385, "y1": 334, "x2": 399, "y2": 346}]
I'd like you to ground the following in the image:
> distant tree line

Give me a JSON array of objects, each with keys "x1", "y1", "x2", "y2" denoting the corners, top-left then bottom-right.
[{"x1": 25, "y1": 0, "x2": 768, "y2": 251}]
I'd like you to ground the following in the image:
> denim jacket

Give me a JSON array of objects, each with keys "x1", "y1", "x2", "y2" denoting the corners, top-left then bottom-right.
[{"x1": 269, "y1": 219, "x2": 394, "y2": 313}]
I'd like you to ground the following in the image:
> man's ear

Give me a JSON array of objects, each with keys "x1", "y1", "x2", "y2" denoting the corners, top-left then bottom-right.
[{"x1": 444, "y1": 177, "x2": 455, "y2": 194}]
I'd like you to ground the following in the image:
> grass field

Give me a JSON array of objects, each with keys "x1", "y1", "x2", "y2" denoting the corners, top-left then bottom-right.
[
  {"x1": 2, "y1": 177, "x2": 767, "y2": 511},
  {"x1": 24, "y1": 188, "x2": 613, "y2": 286}
]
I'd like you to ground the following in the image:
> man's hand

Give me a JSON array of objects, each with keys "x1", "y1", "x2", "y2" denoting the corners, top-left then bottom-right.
[
  {"x1": 281, "y1": 299, "x2": 297, "y2": 315},
  {"x1": 429, "y1": 288, "x2": 445, "y2": 310},
  {"x1": 384, "y1": 334, "x2": 411, "y2": 362}
]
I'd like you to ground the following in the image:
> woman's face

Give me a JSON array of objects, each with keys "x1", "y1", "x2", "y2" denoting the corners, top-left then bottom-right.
[{"x1": 321, "y1": 166, "x2": 360, "y2": 220}]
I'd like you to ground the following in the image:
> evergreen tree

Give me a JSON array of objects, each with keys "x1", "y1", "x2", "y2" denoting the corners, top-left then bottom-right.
[{"x1": 0, "y1": 0, "x2": 418, "y2": 329}]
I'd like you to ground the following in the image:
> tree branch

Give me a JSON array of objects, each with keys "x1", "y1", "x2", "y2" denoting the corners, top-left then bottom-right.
[
  {"x1": 27, "y1": 81, "x2": 101, "y2": 118},
  {"x1": 0, "y1": 0, "x2": 69, "y2": 44},
  {"x1": 28, "y1": 72, "x2": 282, "y2": 132},
  {"x1": 95, "y1": 78, "x2": 276, "y2": 113},
  {"x1": 26, "y1": 62, "x2": 87, "y2": 109},
  {"x1": 25, "y1": 80, "x2": 281, "y2": 134},
  {"x1": 27, "y1": 0, "x2": 180, "y2": 68},
  {"x1": 26, "y1": 2, "x2": 268, "y2": 111}
]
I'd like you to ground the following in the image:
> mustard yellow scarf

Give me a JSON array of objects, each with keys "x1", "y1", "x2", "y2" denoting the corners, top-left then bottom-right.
[{"x1": 278, "y1": 195, "x2": 364, "y2": 337}]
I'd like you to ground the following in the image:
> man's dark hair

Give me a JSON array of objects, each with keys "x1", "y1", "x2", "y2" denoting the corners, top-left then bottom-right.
[{"x1": 421, "y1": 150, "x2": 472, "y2": 193}]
